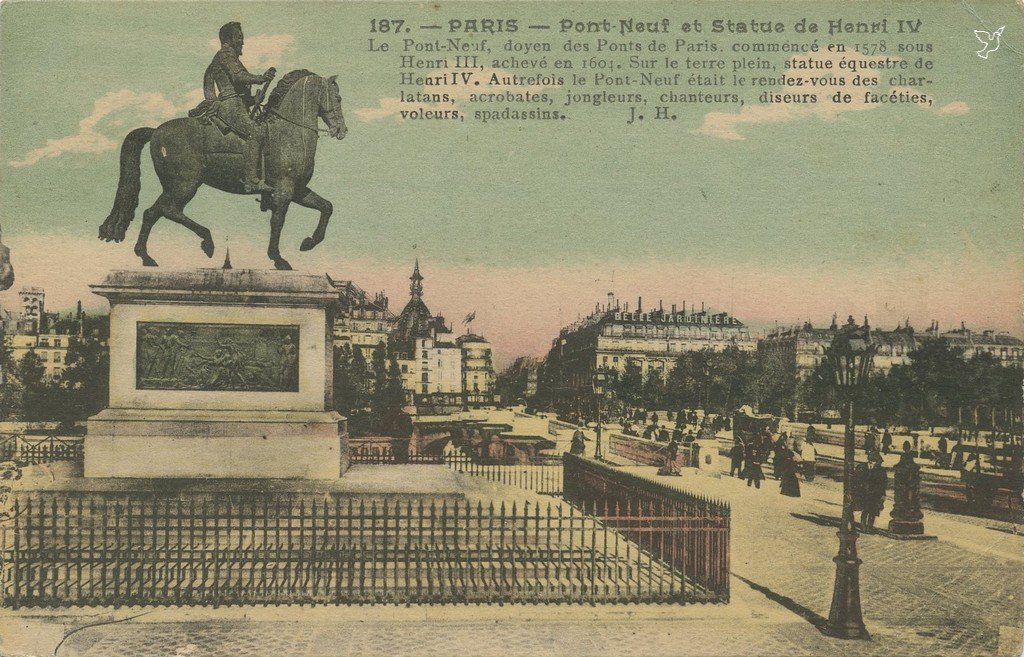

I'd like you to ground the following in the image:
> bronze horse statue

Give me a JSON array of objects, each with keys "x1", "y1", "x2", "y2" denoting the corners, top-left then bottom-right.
[{"x1": 99, "y1": 70, "x2": 346, "y2": 270}]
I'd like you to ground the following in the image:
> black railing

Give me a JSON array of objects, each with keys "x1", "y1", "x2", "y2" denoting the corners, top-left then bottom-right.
[
  {"x1": 0, "y1": 435, "x2": 84, "y2": 466},
  {"x1": 2, "y1": 492, "x2": 709, "y2": 607},
  {"x1": 563, "y1": 454, "x2": 730, "y2": 602},
  {"x1": 349, "y1": 444, "x2": 444, "y2": 464},
  {"x1": 443, "y1": 453, "x2": 563, "y2": 495}
]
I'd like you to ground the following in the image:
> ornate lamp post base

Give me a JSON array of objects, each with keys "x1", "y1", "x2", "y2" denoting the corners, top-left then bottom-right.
[{"x1": 824, "y1": 545, "x2": 871, "y2": 640}]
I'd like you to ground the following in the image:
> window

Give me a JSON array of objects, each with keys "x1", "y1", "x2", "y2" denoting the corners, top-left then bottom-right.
[
  {"x1": 53, "y1": 353, "x2": 61, "y2": 364},
  {"x1": 422, "y1": 384, "x2": 428, "y2": 393},
  {"x1": 401, "y1": 364, "x2": 408, "y2": 373},
  {"x1": 422, "y1": 350, "x2": 428, "y2": 358},
  {"x1": 421, "y1": 373, "x2": 428, "y2": 382}
]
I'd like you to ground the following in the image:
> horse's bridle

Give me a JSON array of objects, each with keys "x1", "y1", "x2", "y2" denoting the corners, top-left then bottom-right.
[{"x1": 267, "y1": 76, "x2": 343, "y2": 135}]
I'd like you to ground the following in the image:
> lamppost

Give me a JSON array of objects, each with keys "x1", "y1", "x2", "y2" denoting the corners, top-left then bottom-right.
[
  {"x1": 824, "y1": 316, "x2": 876, "y2": 640},
  {"x1": 592, "y1": 370, "x2": 613, "y2": 460}
]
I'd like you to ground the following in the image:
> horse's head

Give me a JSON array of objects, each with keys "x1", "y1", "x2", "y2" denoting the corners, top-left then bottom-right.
[{"x1": 320, "y1": 75, "x2": 347, "y2": 140}]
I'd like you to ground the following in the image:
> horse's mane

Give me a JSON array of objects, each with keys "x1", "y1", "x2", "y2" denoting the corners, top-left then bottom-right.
[{"x1": 265, "y1": 69, "x2": 316, "y2": 111}]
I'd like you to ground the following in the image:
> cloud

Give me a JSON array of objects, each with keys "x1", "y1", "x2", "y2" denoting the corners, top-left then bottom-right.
[
  {"x1": 8, "y1": 90, "x2": 181, "y2": 168},
  {"x1": 207, "y1": 33, "x2": 295, "y2": 70},
  {"x1": 355, "y1": 67, "x2": 560, "y2": 122},
  {"x1": 9, "y1": 33, "x2": 294, "y2": 168},
  {"x1": 0, "y1": 232, "x2": 1018, "y2": 368},
  {"x1": 695, "y1": 51, "x2": 969, "y2": 140},
  {"x1": 938, "y1": 101, "x2": 970, "y2": 115}
]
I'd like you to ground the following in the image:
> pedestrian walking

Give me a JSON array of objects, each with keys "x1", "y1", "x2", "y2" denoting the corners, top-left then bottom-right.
[
  {"x1": 881, "y1": 428, "x2": 893, "y2": 454},
  {"x1": 937, "y1": 435, "x2": 949, "y2": 468},
  {"x1": 744, "y1": 441, "x2": 765, "y2": 489},
  {"x1": 864, "y1": 431, "x2": 877, "y2": 454},
  {"x1": 777, "y1": 444, "x2": 801, "y2": 498},
  {"x1": 658, "y1": 435, "x2": 682, "y2": 477},
  {"x1": 729, "y1": 438, "x2": 745, "y2": 478},
  {"x1": 801, "y1": 437, "x2": 817, "y2": 482},
  {"x1": 861, "y1": 452, "x2": 888, "y2": 531}
]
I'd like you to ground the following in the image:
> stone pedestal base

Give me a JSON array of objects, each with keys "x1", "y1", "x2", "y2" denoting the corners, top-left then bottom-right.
[
  {"x1": 86, "y1": 409, "x2": 348, "y2": 479},
  {"x1": 881, "y1": 519, "x2": 936, "y2": 540}
]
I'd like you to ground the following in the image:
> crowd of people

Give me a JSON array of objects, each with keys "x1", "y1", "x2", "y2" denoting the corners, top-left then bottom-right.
[{"x1": 730, "y1": 425, "x2": 890, "y2": 532}]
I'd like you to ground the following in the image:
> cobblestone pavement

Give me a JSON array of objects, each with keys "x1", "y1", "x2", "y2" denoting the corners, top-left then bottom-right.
[
  {"x1": 679, "y1": 467, "x2": 1024, "y2": 657},
  {"x1": 3, "y1": 456, "x2": 1021, "y2": 657}
]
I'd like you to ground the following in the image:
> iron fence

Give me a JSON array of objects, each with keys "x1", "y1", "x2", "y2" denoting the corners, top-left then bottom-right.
[
  {"x1": 563, "y1": 454, "x2": 730, "y2": 602},
  {"x1": 1, "y1": 492, "x2": 711, "y2": 607},
  {"x1": 0, "y1": 435, "x2": 84, "y2": 466},
  {"x1": 349, "y1": 444, "x2": 445, "y2": 464},
  {"x1": 608, "y1": 434, "x2": 699, "y2": 469},
  {"x1": 443, "y1": 454, "x2": 563, "y2": 495},
  {"x1": 347, "y1": 447, "x2": 563, "y2": 496}
]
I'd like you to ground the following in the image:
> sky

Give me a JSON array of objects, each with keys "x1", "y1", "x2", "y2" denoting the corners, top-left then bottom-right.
[{"x1": 0, "y1": 1, "x2": 1021, "y2": 366}]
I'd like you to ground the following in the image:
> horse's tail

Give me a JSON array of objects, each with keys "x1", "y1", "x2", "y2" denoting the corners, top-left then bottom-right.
[{"x1": 99, "y1": 127, "x2": 154, "y2": 243}]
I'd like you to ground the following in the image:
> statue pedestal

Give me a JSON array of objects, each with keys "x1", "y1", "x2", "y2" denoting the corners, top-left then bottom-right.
[
  {"x1": 85, "y1": 269, "x2": 348, "y2": 479},
  {"x1": 882, "y1": 453, "x2": 936, "y2": 540}
]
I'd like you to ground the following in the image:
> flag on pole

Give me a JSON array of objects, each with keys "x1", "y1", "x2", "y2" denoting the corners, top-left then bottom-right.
[{"x1": 463, "y1": 311, "x2": 476, "y2": 325}]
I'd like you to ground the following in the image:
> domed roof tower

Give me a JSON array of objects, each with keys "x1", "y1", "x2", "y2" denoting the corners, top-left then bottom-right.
[{"x1": 388, "y1": 259, "x2": 434, "y2": 358}]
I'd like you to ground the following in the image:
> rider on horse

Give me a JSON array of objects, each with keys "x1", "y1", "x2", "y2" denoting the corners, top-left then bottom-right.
[{"x1": 194, "y1": 22, "x2": 276, "y2": 194}]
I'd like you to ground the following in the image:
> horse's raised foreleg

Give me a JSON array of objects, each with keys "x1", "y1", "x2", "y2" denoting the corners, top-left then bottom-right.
[
  {"x1": 134, "y1": 200, "x2": 165, "y2": 267},
  {"x1": 294, "y1": 187, "x2": 333, "y2": 252},
  {"x1": 158, "y1": 183, "x2": 214, "y2": 259}
]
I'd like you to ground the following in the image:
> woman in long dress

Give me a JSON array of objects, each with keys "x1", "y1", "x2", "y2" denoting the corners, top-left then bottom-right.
[{"x1": 778, "y1": 445, "x2": 801, "y2": 497}]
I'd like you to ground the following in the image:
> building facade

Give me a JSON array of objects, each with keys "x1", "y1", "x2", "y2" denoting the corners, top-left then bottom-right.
[
  {"x1": 543, "y1": 294, "x2": 755, "y2": 399},
  {"x1": 458, "y1": 334, "x2": 495, "y2": 405},
  {"x1": 388, "y1": 261, "x2": 496, "y2": 408},
  {"x1": 1, "y1": 288, "x2": 90, "y2": 380},
  {"x1": 331, "y1": 279, "x2": 397, "y2": 359},
  {"x1": 758, "y1": 316, "x2": 1024, "y2": 380},
  {"x1": 7, "y1": 332, "x2": 76, "y2": 379}
]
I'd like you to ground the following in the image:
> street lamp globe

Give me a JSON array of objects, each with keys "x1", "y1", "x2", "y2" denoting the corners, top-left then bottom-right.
[{"x1": 827, "y1": 316, "x2": 877, "y2": 391}]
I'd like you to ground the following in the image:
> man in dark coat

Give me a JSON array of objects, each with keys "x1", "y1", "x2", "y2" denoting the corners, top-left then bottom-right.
[
  {"x1": 744, "y1": 441, "x2": 765, "y2": 489},
  {"x1": 860, "y1": 453, "x2": 888, "y2": 531},
  {"x1": 199, "y1": 22, "x2": 277, "y2": 193},
  {"x1": 729, "y1": 438, "x2": 745, "y2": 478}
]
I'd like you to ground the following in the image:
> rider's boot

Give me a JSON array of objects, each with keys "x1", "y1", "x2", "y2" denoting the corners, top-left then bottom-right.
[{"x1": 241, "y1": 125, "x2": 274, "y2": 195}]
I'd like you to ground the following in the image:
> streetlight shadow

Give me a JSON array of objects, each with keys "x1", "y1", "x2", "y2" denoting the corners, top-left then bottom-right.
[
  {"x1": 791, "y1": 511, "x2": 842, "y2": 530},
  {"x1": 733, "y1": 574, "x2": 829, "y2": 632}
]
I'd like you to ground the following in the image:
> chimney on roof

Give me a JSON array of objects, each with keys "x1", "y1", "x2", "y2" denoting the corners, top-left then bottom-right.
[
  {"x1": 659, "y1": 300, "x2": 664, "y2": 313},
  {"x1": 607, "y1": 292, "x2": 614, "y2": 309},
  {"x1": 671, "y1": 304, "x2": 677, "y2": 314},
  {"x1": 701, "y1": 301, "x2": 705, "y2": 313},
  {"x1": 637, "y1": 296, "x2": 642, "y2": 312}
]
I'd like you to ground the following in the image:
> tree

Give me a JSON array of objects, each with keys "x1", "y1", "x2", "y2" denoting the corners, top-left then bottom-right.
[
  {"x1": 0, "y1": 330, "x2": 21, "y2": 420},
  {"x1": 369, "y1": 344, "x2": 407, "y2": 436},
  {"x1": 53, "y1": 337, "x2": 109, "y2": 426},
  {"x1": 15, "y1": 351, "x2": 48, "y2": 422}
]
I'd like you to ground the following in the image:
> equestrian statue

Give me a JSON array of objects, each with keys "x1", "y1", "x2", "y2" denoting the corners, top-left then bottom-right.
[{"x1": 98, "y1": 22, "x2": 347, "y2": 270}]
